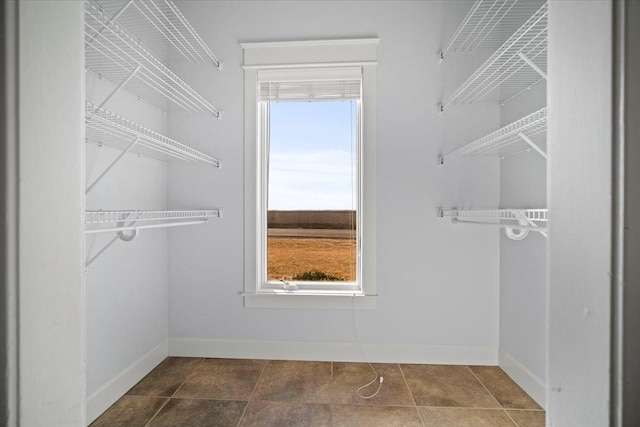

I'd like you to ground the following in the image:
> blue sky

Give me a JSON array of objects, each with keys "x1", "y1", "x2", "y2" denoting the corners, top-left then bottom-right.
[{"x1": 268, "y1": 100, "x2": 357, "y2": 210}]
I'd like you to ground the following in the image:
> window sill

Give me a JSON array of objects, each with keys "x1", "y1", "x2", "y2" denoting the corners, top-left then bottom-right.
[{"x1": 242, "y1": 291, "x2": 377, "y2": 310}]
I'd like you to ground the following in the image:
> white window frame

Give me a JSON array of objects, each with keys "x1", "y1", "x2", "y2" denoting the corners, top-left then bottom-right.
[{"x1": 242, "y1": 39, "x2": 379, "y2": 309}]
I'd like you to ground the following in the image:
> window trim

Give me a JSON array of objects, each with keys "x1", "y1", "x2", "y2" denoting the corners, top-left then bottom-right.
[{"x1": 242, "y1": 39, "x2": 379, "y2": 309}]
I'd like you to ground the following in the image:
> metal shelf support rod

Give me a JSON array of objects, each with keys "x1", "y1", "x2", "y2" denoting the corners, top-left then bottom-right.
[
  {"x1": 518, "y1": 51, "x2": 547, "y2": 80},
  {"x1": 518, "y1": 132, "x2": 547, "y2": 159},
  {"x1": 97, "y1": 65, "x2": 141, "y2": 110},
  {"x1": 86, "y1": 219, "x2": 209, "y2": 235},
  {"x1": 85, "y1": 234, "x2": 118, "y2": 268},
  {"x1": 85, "y1": 136, "x2": 140, "y2": 194},
  {"x1": 85, "y1": 216, "x2": 136, "y2": 268}
]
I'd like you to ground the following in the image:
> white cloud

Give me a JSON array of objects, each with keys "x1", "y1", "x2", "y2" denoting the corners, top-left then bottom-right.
[{"x1": 268, "y1": 149, "x2": 357, "y2": 210}]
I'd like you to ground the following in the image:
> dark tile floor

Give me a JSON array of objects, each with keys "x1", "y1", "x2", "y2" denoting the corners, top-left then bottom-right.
[{"x1": 90, "y1": 357, "x2": 545, "y2": 427}]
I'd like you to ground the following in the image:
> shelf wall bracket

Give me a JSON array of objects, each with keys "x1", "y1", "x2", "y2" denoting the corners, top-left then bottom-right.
[
  {"x1": 85, "y1": 213, "x2": 136, "y2": 269},
  {"x1": 518, "y1": 132, "x2": 547, "y2": 160},
  {"x1": 518, "y1": 52, "x2": 547, "y2": 80},
  {"x1": 85, "y1": 222, "x2": 137, "y2": 269},
  {"x1": 97, "y1": 65, "x2": 141, "y2": 110},
  {"x1": 85, "y1": 136, "x2": 140, "y2": 194},
  {"x1": 85, "y1": 234, "x2": 119, "y2": 269}
]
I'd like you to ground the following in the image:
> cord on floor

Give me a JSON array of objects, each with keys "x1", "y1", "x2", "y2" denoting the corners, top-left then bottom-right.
[{"x1": 355, "y1": 362, "x2": 384, "y2": 399}]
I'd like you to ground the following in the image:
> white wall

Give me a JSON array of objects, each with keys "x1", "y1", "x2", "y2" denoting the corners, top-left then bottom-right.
[
  {"x1": 85, "y1": 74, "x2": 169, "y2": 400},
  {"x1": 84, "y1": 58, "x2": 171, "y2": 427},
  {"x1": 547, "y1": 1, "x2": 612, "y2": 425},
  {"x1": 499, "y1": 80, "x2": 547, "y2": 402},
  {"x1": 621, "y1": 1, "x2": 640, "y2": 422},
  {"x1": 17, "y1": 1, "x2": 85, "y2": 425},
  {"x1": 166, "y1": 0, "x2": 501, "y2": 362}
]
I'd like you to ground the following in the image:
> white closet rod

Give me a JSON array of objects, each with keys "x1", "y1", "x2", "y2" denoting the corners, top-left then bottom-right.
[
  {"x1": 451, "y1": 218, "x2": 548, "y2": 233},
  {"x1": 85, "y1": 219, "x2": 209, "y2": 234},
  {"x1": 437, "y1": 208, "x2": 548, "y2": 240}
]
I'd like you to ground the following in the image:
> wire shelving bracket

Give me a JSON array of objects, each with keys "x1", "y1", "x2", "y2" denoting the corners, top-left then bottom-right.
[
  {"x1": 441, "y1": 2, "x2": 548, "y2": 109},
  {"x1": 438, "y1": 107, "x2": 547, "y2": 164},
  {"x1": 84, "y1": 0, "x2": 222, "y2": 116},
  {"x1": 437, "y1": 208, "x2": 548, "y2": 240},
  {"x1": 85, "y1": 102, "x2": 221, "y2": 193},
  {"x1": 91, "y1": 0, "x2": 222, "y2": 69},
  {"x1": 439, "y1": 0, "x2": 545, "y2": 61}
]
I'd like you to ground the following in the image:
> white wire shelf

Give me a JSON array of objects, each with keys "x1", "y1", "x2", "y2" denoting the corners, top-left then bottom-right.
[
  {"x1": 92, "y1": 0, "x2": 222, "y2": 68},
  {"x1": 85, "y1": 0, "x2": 221, "y2": 116},
  {"x1": 437, "y1": 208, "x2": 548, "y2": 239},
  {"x1": 84, "y1": 210, "x2": 221, "y2": 266},
  {"x1": 439, "y1": 107, "x2": 546, "y2": 164},
  {"x1": 441, "y1": 2, "x2": 548, "y2": 109},
  {"x1": 85, "y1": 102, "x2": 221, "y2": 166},
  {"x1": 85, "y1": 209, "x2": 221, "y2": 226},
  {"x1": 438, "y1": 208, "x2": 547, "y2": 222},
  {"x1": 438, "y1": 208, "x2": 548, "y2": 240},
  {"x1": 440, "y1": 0, "x2": 546, "y2": 60}
]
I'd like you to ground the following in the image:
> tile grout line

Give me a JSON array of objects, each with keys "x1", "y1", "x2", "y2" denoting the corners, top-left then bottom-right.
[
  {"x1": 413, "y1": 405, "x2": 533, "y2": 411},
  {"x1": 466, "y1": 366, "x2": 518, "y2": 426},
  {"x1": 398, "y1": 364, "x2": 426, "y2": 427},
  {"x1": 505, "y1": 411, "x2": 522, "y2": 427},
  {"x1": 330, "y1": 361, "x2": 333, "y2": 427},
  {"x1": 143, "y1": 357, "x2": 207, "y2": 427},
  {"x1": 142, "y1": 398, "x2": 171, "y2": 427},
  {"x1": 171, "y1": 358, "x2": 207, "y2": 398},
  {"x1": 236, "y1": 359, "x2": 269, "y2": 427}
]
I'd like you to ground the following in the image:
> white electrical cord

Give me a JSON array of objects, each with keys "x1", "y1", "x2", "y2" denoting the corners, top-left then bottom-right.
[
  {"x1": 355, "y1": 363, "x2": 384, "y2": 399},
  {"x1": 351, "y1": 295, "x2": 384, "y2": 399}
]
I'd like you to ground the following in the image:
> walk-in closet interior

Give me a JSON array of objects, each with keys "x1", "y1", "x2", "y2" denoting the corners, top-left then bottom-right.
[{"x1": 6, "y1": 0, "x2": 622, "y2": 425}]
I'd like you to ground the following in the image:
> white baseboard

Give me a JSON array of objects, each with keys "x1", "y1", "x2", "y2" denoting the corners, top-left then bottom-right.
[
  {"x1": 86, "y1": 339, "x2": 169, "y2": 425},
  {"x1": 169, "y1": 337, "x2": 498, "y2": 365},
  {"x1": 498, "y1": 347, "x2": 546, "y2": 408}
]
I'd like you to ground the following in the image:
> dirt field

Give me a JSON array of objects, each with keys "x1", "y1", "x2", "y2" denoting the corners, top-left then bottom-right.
[{"x1": 267, "y1": 237, "x2": 356, "y2": 281}]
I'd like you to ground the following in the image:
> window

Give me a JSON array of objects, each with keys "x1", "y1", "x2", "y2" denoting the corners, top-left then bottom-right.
[{"x1": 242, "y1": 39, "x2": 378, "y2": 309}]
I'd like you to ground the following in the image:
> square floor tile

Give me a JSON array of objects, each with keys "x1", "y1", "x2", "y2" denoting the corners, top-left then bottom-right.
[
  {"x1": 332, "y1": 363, "x2": 414, "y2": 406},
  {"x1": 174, "y1": 358, "x2": 266, "y2": 400},
  {"x1": 147, "y1": 399, "x2": 247, "y2": 427},
  {"x1": 252, "y1": 360, "x2": 332, "y2": 403},
  {"x1": 419, "y1": 407, "x2": 516, "y2": 426},
  {"x1": 332, "y1": 404, "x2": 423, "y2": 427},
  {"x1": 469, "y1": 366, "x2": 542, "y2": 409},
  {"x1": 507, "y1": 409, "x2": 546, "y2": 426},
  {"x1": 400, "y1": 364, "x2": 500, "y2": 408},
  {"x1": 239, "y1": 401, "x2": 331, "y2": 427},
  {"x1": 127, "y1": 357, "x2": 203, "y2": 397},
  {"x1": 90, "y1": 395, "x2": 167, "y2": 427}
]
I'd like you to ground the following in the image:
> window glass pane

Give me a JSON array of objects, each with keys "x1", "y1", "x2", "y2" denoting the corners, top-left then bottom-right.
[{"x1": 267, "y1": 101, "x2": 358, "y2": 283}]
